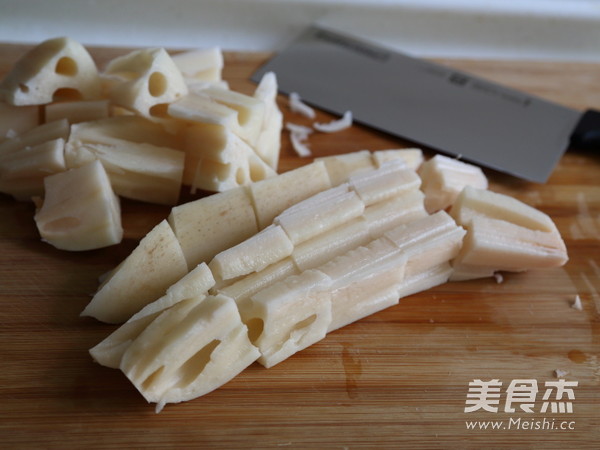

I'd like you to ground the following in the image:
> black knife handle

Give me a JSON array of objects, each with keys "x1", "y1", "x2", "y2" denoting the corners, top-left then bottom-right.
[{"x1": 570, "y1": 109, "x2": 600, "y2": 150}]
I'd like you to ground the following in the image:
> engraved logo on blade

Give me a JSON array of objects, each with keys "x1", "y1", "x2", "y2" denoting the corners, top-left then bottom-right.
[
  {"x1": 449, "y1": 72, "x2": 470, "y2": 87},
  {"x1": 447, "y1": 71, "x2": 532, "y2": 108}
]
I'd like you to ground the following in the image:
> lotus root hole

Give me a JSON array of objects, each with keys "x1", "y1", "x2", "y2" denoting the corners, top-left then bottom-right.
[
  {"x1": 55, "y1": 57, "x2": 78, "y2": 76},
  {"x1": 148, "y1": 72, "x2": 167, "y2": 97}
]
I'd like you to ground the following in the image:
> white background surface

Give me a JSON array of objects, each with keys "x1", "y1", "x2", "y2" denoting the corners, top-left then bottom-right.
[{"x1": 1, "y1": 0, "x2": 599, "y2": 61}]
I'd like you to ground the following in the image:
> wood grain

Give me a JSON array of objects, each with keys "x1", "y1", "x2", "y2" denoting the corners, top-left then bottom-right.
[{"x1": 1, "y1": 43, "x2": 599, "y2": 450}]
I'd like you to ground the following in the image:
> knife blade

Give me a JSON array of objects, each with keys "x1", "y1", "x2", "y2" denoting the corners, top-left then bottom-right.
[{"x1": 252, "y1": 25, "x2": 600, "y2": 183}]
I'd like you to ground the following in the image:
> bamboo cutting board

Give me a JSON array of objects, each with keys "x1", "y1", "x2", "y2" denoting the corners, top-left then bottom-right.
[{"x1": 0, "y1": 43, "x2": 599, "y2": 450}]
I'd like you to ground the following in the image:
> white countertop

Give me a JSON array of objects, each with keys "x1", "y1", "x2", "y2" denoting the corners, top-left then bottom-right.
[{"x1": 1, "y1": 0, "x2": 599, "y2": 62}]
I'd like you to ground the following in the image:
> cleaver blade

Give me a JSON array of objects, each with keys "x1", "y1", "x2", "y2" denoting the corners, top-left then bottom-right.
[{"x1": 252, "y1": 25, "x2": 600, "y2": 183}]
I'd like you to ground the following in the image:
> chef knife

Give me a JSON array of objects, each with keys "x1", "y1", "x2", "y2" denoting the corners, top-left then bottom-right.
[{"x1": 252, "y1": 25, "x2": 600, "y2": 183}]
